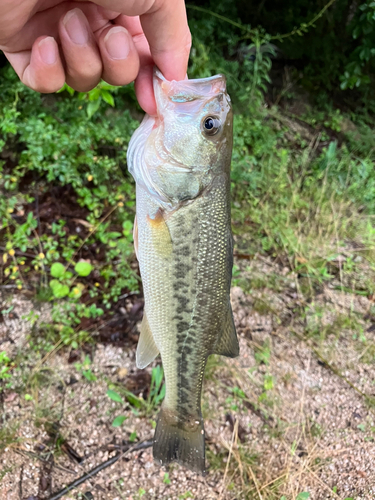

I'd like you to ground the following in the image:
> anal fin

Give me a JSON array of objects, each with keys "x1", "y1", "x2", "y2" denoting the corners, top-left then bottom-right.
[
  {"x1": 136, "y1": 313, "x2": 159, "y2": 369},
  {"x1": 213, "y1": 303, "x2": 239, "y2": 358}
]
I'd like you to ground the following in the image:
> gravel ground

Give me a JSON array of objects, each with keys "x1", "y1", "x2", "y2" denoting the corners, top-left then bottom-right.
[{"x1": 1, "y1": 256, "x2": 375, "y2": 500}]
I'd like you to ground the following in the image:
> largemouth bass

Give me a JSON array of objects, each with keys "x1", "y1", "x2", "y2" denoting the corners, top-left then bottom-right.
[{"x1": 127, "y1": 69, "x2": 239, "y2": 474}]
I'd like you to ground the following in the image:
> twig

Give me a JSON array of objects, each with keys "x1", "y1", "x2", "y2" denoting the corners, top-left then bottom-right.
[
  {"x1": 46, "y1": 440, "x2": 152, "y2": 500},
  {"x1": 19, "y1": 465, "x2": 23, "y2": 500},
  {"x1": 270, "y1": 0, "x2": 337, "y2": 40},
  {"x1": 248, "y1": 464, "x2": 263, "y2": 500},
  {"x1": 15, "y1": 449, "x2": 76, "y2": 475},
  {"x1": 0, "y1": 246, "x2": 37, "y2": 259},
  {"x1": 65, "y1": 202, "x2": 121, "y2": 272},
  {"x1": 187, "y1": 0, "x2": 338, "y2": 43},
  {"x1": 307, "y1": 466, "x2": 342, "y2": 499},
  {"x1": 219, "y1": 420, "x2": 238, "y2": 499},
  {"x1": 186, "y1": 5, "x2": 249, "y2": 32}
]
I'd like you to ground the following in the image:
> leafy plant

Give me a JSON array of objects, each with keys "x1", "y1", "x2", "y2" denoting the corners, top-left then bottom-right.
[
  {"x1": 112, "y1": 415, "x2": 127, "y2": 427},
  {"x1": 0, "y1": 351, "x2": 13, "y2": 387},
  {"x1": 75, "y1": 355, "x2": 97, "y2": 382},
  {"x1": 108, "y1": 365, "x2": 166, "y2": 417},
  {"x1": 296, "y1": 493, "x2": 310, "y2": 500}
]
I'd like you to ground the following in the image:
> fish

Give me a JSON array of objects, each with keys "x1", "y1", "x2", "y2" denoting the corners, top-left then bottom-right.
[{"x1": 127, "y1": 68, "x2": 239, "y2": 474}]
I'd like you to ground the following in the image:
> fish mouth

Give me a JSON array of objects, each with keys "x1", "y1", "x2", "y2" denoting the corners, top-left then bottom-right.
[{"x1": 153, "y1": 67, "x2": 227, "y2": 115}]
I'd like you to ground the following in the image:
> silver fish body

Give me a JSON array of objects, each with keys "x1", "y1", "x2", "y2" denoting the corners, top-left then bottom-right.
[{"x1": 127, "y1": 69, "x2": 239, "y2": 474}]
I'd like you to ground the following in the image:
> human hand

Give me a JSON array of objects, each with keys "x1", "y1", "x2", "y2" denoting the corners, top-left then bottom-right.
[{"x1": 0, "y1": 0, "x2": 191, "y2": 114}]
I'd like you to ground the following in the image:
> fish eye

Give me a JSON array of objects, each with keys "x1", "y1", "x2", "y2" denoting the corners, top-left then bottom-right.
[{"x1": 202, "y1": 116, "x2": 221, "y2": 136}]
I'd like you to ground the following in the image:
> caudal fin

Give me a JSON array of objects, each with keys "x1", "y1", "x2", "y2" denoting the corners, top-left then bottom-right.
[{"x1": 153, "y1": 407, "x2": 206, "y2": 474}]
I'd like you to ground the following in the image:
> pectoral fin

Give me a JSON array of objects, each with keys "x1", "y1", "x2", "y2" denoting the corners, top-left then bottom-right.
[
  {"x1": 136, "y1": 313, "x2": 159, "y2": 369},
  {"x1": 213, "y1": 304, "x2": 239, "y2": 358},
  {"x1": 147, "y1": 208, "x2": 172, "y2": 258},
  {"x1": 133, "y1": 215, "x2": 139, "y2": 260}
]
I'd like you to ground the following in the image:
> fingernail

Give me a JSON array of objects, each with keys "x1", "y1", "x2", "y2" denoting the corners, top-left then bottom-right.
[
  {"x1": 63, "y1": 8, "x2": 89, "y2": 45},
  {"x1": 38, "y1": 37, "x2": 58, "y2": 65},
  {"x1": 104, "y1": 27, "x2": 130, "y2": 60}
]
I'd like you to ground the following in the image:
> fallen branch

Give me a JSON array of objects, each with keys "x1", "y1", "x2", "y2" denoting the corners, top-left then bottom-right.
[{"x1": 47, "y1": 440, "x2": 153, "y2": 500}]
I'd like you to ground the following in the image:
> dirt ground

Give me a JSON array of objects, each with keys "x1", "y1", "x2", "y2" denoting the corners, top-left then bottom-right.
[{"x1": 1, "y1": 255, "x2": 375, "y2": 500}]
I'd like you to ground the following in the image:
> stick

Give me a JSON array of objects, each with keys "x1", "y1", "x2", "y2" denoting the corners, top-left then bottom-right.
[
  {"x1": 46, "y1": 440, "x2": 153, "y2": 500},
  {"x1": 248, "y1": 464, "x2": 263, "y2": 500},
  {"x1": 219, "y1": 420, "x2": 238, "y2": 499}
]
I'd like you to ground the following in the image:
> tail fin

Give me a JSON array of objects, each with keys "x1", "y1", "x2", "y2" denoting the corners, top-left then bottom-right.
[{"x1": 153, "y1": 407, "x2": 206, "y2": 475}]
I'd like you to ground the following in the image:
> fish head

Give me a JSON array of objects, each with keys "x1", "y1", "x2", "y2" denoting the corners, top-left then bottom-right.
[
  {"x1": 127, "y1": 69, "x2": 233, "y2": 206},
  {"x1": 153, "y1": 69, "x2": 233, "y2": 174}
]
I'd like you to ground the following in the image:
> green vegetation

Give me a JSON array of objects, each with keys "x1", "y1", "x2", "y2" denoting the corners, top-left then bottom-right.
[
  {"x1": 1, "y1": 2, "x2": 375, "y2": 349},
  {"x1": 0, "y1": 67, "x2": 140, "y2": 350},
  {"x1": 107, "y1": 365, "x2": 166, "y2": 418},
  {"x1": 1, "y1": 1, "x2": 375, "y2": 498}
]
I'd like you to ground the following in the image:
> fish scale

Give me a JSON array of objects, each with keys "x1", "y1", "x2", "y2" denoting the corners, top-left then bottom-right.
[{"x1": 127, "y1": 69, "x2": 239, "y2": 473}]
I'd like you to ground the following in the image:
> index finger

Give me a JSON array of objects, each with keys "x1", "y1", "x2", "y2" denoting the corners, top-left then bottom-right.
[
  {"x1": 90, "y1": 0, "x2": 191, "y2": 82},
  {"x1": 140, "y1": 0, "x2": 191, "y2": 82}
]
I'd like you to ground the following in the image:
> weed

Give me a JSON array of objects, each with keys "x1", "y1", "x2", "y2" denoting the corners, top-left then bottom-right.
[
  {"x1": 75, "y1": 355, "x2": 97, "y2": 382},
  {"x1": 135, "y1": 488, "x2": 146, "y2": 499},
  {"x1": 0, "y1": 423, "x2": 20, "y2": 452},
  {"x1": 0, "y1": 351, "x2": 13, "y2": 389},
  {"x1": 204, "y1": 354, "x2": 222, "y2": 380},
  {"x1": 178, "y1": 492, "x2": 194, "y2": 499},
  {"x1": 254, "y1": 340, "x2": 272, "y2": 365},
  {"x1": 163, "y1": 472, "x2": 171, "y2": 485},
  {"x1": 108, "y1": 365, "x2": 165, "y2": 417},
  {"x1": 252, "y1": 296, "x2": 275, "y2": 315}
]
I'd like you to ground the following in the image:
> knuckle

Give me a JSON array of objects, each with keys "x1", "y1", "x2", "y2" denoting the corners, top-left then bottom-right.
[
  {"x1": 103, "y1": 69, "x2": 137, "y2": 87},
  {"x1": 33, "y1": 81, "x2": 62, "y2": 93},
  {"x1": 66, "y1": 78, "x2": 101, "y2": 93},
  {"x1": 66, "y1": 62, "x2": 102, "y2": 88}
]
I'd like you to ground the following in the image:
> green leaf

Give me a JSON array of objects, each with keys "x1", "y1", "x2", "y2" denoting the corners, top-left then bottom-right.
[
  {"x1": 87, "y1": 99, "x2": 101, "y2": 118},
  {"x1": 101, "y1": 90, "x2": 115, "y2": 107},
  {"x1": 69, "y1": 286, "x2": 83, "y2": 299},
  {"x1": 49, "y1": 280, "x2": 70, "y2": 298},
  {"x1": 74, "y1": 261, "x2": 93, "y2": 277},
  {"x1": 163, "y1": 472, "x2": 171, "y2": 485},
  {"x1": 264, "y1": 374, "x2": 274, "y2": 391},
  {"x1": 124, "y1": 390, "x2": 143, "y2": 408},
  {"x1": 50, "y1": 262, "x2": 65, "y2": 278},
  {"x1": 82, "y1": 369, "x2": 97, "y2": 382},
  {"x1": 296, "y1": 493, "x2": 310, "y2": 500},
  {"x1": 24, "y1": 394, "x2": 33, "y2": 400},
  {"x1": 112, "y1": 415, "x2": 127, "y2": 427},
  {"x1": 107, "y1": 389, "x2": 123, "y2": 403},
  {"x1": 129, "y1": 431, "x2": 137, "y2": 442}
]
